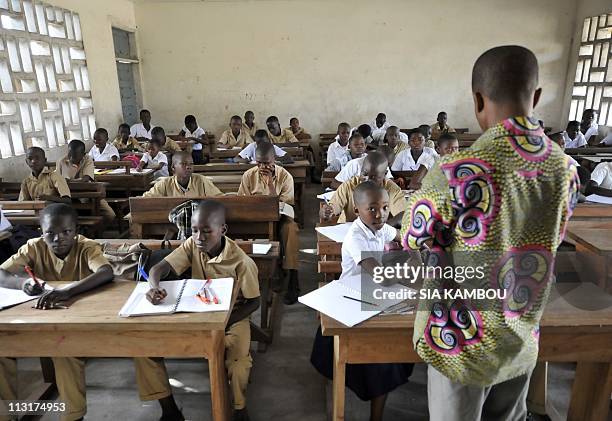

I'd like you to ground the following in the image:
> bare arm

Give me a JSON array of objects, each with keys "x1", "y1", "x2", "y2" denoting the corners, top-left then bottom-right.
[{"x1": 227, "y1": 297, "x2": 260, "y2": 327}]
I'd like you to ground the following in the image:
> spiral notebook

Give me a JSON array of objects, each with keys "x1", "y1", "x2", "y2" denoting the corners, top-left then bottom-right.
[{"x1": 119, "y1": 278, "x2": 234, "y2": 317}]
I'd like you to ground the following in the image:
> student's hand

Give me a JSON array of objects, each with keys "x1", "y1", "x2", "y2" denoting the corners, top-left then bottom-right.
[
  {"x1": 146, "y1": 287, "x2": 167, "y2": 305},
  {"x1": 35, "y1": 289, "x2": 70, "y2": 309},
  {"x1": 259, "y1": 166, "x2": 274, "y2": 178},
  {"x1": 21, "y1": 279, "x2": 45, "y2": 296},
  {"x1": 320, "y1": 204, "x2": 335, "y2": 220},
  {"x1": 37, "y1": 194, "x2": 53, "y2": 201},
  {"x1": 136, "y1": 166, "x2": 143, "y2": 172}
]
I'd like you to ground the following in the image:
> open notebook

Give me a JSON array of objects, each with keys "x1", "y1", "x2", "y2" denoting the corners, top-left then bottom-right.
[
  {"x1": 119, "y1": 278, "x2": 234, "y2": 317},
  {"x1": 0, "y1": 283, "x2": 54, "y2": 310},
  {"x1": 298, "y1": 275, "x2": 413, "y2": 327}
]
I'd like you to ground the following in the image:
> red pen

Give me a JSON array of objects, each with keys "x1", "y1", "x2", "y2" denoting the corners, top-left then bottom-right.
[
  {"x1": 24, "y1": 266, "x2": 42, "y2": 287},
  {"x1": 206, "y1": 279, "x2": 219, "y2": 304}
]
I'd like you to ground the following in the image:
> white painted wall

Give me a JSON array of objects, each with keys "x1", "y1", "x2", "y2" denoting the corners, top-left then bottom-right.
[{"x1": 134, "y1": 0, "x2": 577, "y2": 138}]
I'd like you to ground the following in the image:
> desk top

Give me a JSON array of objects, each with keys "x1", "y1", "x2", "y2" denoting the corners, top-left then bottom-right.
[
  {"x1": 566, "y1": 227, "x2": 612, "y2": 254},
  {"x1": 572, "y1": 202, "x2": 612, "y2": 219},
  {"x1": 195, "y1": 160, "x2": 310, "y2": 171}
]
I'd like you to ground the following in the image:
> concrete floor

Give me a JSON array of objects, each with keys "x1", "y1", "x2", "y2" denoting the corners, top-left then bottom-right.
[{"x1": 15, "y1": 185, "x2": 584, "y2": 420}]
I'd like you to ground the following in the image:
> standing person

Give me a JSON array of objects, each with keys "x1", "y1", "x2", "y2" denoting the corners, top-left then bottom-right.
[{"x1": 401, "y1": 45, "x2": 577, "y2": 421}]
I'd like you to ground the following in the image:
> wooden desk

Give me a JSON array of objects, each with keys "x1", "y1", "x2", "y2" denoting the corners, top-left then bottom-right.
[
  {"x1": 566, "y1": 147, "x2": 612, "y2": 155},
  {"x1": 94, "y1": 170, "x2": 155, "y2": 195},
  {"x1": 566, "y1": 227, "x2": 612, "y2": 293},
  {"x1": 0, "y1": 280, "x2": 232, "y2": 421},
  {"x1": 321, "y1": 282, "x2": 612, "y2": 421},
  {"x1": 572, "y1": 203, "x2": 612, "y2": 220}
]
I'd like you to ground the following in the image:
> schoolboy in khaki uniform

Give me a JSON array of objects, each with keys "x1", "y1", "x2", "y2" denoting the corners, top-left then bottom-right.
[
  {"x1": 265, "y1": 115, "x2": 298, "y2": 144},
  {"x1": 19, "y1": 147, "x2": 71, "y2": 204},
  {"x1": 219, "y1": 115, "x2": 253, "y2": 148}
]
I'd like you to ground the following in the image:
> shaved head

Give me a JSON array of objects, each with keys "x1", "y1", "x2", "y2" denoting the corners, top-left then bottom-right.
[
  {"x1": 472, "y1": 45, "x2": 538, "y2": 104},
  {"x1": 193, "y1": 200, "x2": 226, "y2": 226},
  {"x1": 353, "y1": 180, "x2": 388, "y2": 206},
  {"x1": 364, "y1": 151, "x2": 388, "y2": 169},
  {"x1": 172, "y1": 151, "x2": 191, "y2": 166},
  {"x1": 255, "y1": 141, "x2": 274, "y2": 159}
]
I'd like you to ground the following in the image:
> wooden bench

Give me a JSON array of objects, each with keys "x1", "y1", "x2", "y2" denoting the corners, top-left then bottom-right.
[
  {"x1": 94, "y1": 161, "x2": 155, "y2": 196},
  {"x1": 129, "y1": 195, "x2": 280, "y2": 240}
]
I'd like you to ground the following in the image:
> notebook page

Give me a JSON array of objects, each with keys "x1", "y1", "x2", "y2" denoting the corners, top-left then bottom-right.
[
  {"x1": 315, "y1": 223, "x2": 353, "y2": 243},
  {"x1": 176, "y1": 278, "x2": 234, "y2": 313},
  {"x1": 586, "y1": 194, "x2": 612, "y2": 205},
  {"x1": 252, "y1": 243, "x2": 272, "y2": 255},
  {"x1": 0, "y1": 283, "x2": 53, "y2": 310},
  {"x1": 118, "y1": 281, "x2": 184, "y2": 317}
]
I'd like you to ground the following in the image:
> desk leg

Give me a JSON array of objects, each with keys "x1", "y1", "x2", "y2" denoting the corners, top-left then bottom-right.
[
  {"x1": 208, "y1": 330, "x2": 230, "y2": 421},
  {"x1": 567, "y1": 362, "x2": 612, "y2": 421},
  {"x1": 333, "y1": 336, "x2": 347, "y2": 421}
]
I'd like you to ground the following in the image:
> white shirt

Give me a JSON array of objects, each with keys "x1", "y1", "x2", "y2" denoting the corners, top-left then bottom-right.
[
  {"x1": 238, "y1": 142, "x2": 287, "y2": 163},
  {"x1": 335, "y1": 156, "x2": 393, "y2": 183},
  {"x1": 591, "y1": 162, "x2": 612, "y2": 189},
  {"x1": 327, "y1": 140, "x2": 349, "y2": 165},
  {"x1": 140, "y1": 151, "x2": 169, "y2": 179},
  {"x1": 563, "y1": 131, "x2": 587, "y2": 148},
  {"x1": 89, "y1": 143, "x2": 119, "y2": 162},
  {"x1": 583, "y1": 123, "x2": 599, "y2": 142},
  {"x1": 130, "y1": 123, "x2": 156, "y2": 140},
  {"x1": 398, "y1": 131, "x2": 409, "y2": 142},
  {"x1": 391, "y1": 147, "x2": 438, "y2": 171},
  {"x1": 326, "y1": 152, "x2": 366, "y2": 172},
  {"x1": 371, "y1": 121, "x2": 391, "y2": 142},
  {"x1": 181, "y1": 126, "x2": 206, "y2": 150},
  {"x1": 340, "y1": 218, "x2": 397, "y2": 280}
]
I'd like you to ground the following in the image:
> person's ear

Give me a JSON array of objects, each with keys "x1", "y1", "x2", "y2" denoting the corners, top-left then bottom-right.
[
  {"x1": 353, "y1": 206, "x2": 360, "y2": 216},
  {"x1": 221, "y1": 224, "x2": 228, "y2": 235},
  {"x1": 473, "y1": 92, "x2": 485, "y2": 114},
  {"x1": 532, "y1": 87, "x2": 542, "y2": 109}
]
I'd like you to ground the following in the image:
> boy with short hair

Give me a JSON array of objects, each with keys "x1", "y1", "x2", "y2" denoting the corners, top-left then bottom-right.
[
  {"x1": 287, "y1": 117, "x2": 309, "y2": 140},
  {"x1": 563, "y1": 120, "x2": 587, "y2": 148},
  {"x1": 327, "y1": 122, "x2": 352, "y2": 165},
  {"x1": 371, "y1": 112, "x2": 390, "y2": 142},
  {"x1": 391, "y1": 130, "x2": 439, "y2": 171},
  {"x1": 430, "y1": 111, "x2": 456, "y2": 140},
  {"x1": 242, "y1": 110, "x2": 258, "y2": 137},
  {"x1": 436, "y1": 133, "x2": 460, "y2": 156},
  {"x1": 178, "y1": 114, "x2": 207, "y2": 164},
  {"x1": 326, "y1": 132, "x2": 366, "y2": 171},
  {"x1": 143, "y1": 151, "x2": 222, "y2": 197},
  {"x1": 238, "y1": 142, "x2": 300, "y2": 304},
  {"x1": 418, "y1": 124, "x2": 436, "y2": 148},
  {"x1": 331, "y1": 135, "x2": 393, "y2": 189},
  {"x1": 19, "y1": 147, "x2": 71, "y2": 204},
  {"x1": 151, "y1": 126, "x2": 182, "y2": 154},
  {"x1": 580, "y1": 108, "x2": 599, "y2": 145},
  {"x1": 321, "y1": 152, "x2": 406, "y2": 227},
  {"x1": 143, "y1": 200, "x2": 260, "y2": 421},
  {"x1": 384, "y1": 126, "x2": 409, "y2": 155},
  {"x1": 89, "y1": 128, "x2": 120, "y2": 162},
  {"x1": 218, "y1": 115, "x2": 252, "y2": 148},
  {"x1": 265, "y1": 115, "x2": 299, "y2": 144},
  {"x1": 112, "y1": 123, "x2": 142, "y2": 152},
  {"x1": 137, "y1": 138, "x2": 168, "y2": 179},
  {"x1": 130, "y1": 109, "x2": 155, "y2": 141},
  {"x1": 0, "y1": 203, "x2": 114, "y2": 421},
  {"x1": 235, "y1": 129, "x2": 293, "y2": 164}
]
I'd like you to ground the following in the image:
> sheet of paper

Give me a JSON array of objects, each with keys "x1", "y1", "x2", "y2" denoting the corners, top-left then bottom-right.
[
  {"x1": 252, "y1": 243, "x2": 272, "y2": 255},
  {"x1": 0, "y1": 210, "x2": 13, "y2": 232},
  {"x1": 0, "y1": 283, "x2": 53, "y2": 310},
  {"x1": 316, "y1": 191, "x2": 335, "y2": 202},
  {"x1": 176, "y1": 278, "x2": 233, "y2": 313},
  {"x1": 2, "y1": 209, "x2": 24, "y2": 215},
  {"x1": 280, "y1": 203, "x2": 295, "y2": 219},
  {"x1": 118, "y1": 281, "x2": 183, "y2": 317},
  {"x1": 586, "y1": 194, "x2": 612, "y2": 205},
  {"x1": 315, "y1": 223, "x2": 353, "y2": 243}
]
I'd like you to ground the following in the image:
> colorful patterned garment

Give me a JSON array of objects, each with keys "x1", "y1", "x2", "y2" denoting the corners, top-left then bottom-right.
[{"x1": 401, "y1": 116, "x2": 579, "y2": 386}]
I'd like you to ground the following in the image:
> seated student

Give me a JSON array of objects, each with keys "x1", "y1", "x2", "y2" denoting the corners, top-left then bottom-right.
[
  {"x1": 112, "y1": 123, "x2": 142, "y2": 152},
  {"x1": 89, "y1": 128, "x2": 120, "y2": 162},
  {"x1": 357, "y1": 123, "x2": 375, "y2": 144},
  {"x1": 237, "y1": 142, "x2": 300, "y2": 304},
  {"x1": 143, "y1": 151, "x2": 222, "y2": 197},
  {"x1": 219, "y1": 115, "x2": 252, "y2": 148},
  {"x1": 242, "y1": 110, "x2": 258, "y2": 137},
  {"x1": 311, "y1": 181, "x2": 414, "y2": 421},
  {"x1": 418, "y1": 124, "x2": 436, "y2": 148},
  {"x1": 287, "y1": 117, "x2": 309, "y2": 140},
  {"x1": 586, "y1": 160, "x2": 612, "y2": 196},
  {"x1": 550, "y1": 132, "x2": 588, "y2": 202},
  {"x1": 384, "y1": 126, "x2": 409, "y2": 155},
  {"x1": 327, "y1": 122, "x2": 352, "y2": 165},
  {"x1": 130, "y1": 109, "x2": 155, "y2": 142},
  {"x1": 178, "y1": 114, "x2": 207, "y2": 164},
  {"x1": 371, "y1": 112, "x2": 390, "y2": 142},
  {"x1": 581, "y1": 108, "x2": 599, "y2": 145},
  {"x1": 57, "y1": 139, "x2": 116, "y2": 223},
  {"x1": 265, "y1": 115, "x2": 299, "y2": 144},
  {"x1": 151, "y1": 126, "x2": 182, "y2": 154},
  {"x1": 564, "y1": 120, "x2": 587, "y2": 148},
  {"x1": 19, "y1": 147, "x2": 71, "y2": 204},
  {"x1": 137, "y1": 138, "x2": 168, "y2": 179},
  {"x1": 331, "y1": 135, "x2": 393, "y2": 189},
  {"x1": 326, "y1": 132, "x2": 367, "y2": 171},
  {"x1": 141, "y1": 200, "x2": 260, "y2": 421},
  {"x1": 430, "y1": 111, "x2": 456, "y2": 140},
  {"x1": 234, "y1": 129, "x2": 293, "y2": 164},
  {"x1": 391, "y1": 129, "x2": 439, "y2": 171},
  {"x1": 0, "y1": 203, "x2": 114, "y2": 421},
  {"x1": 436, "y1": 132, "x2": 460, "y2": 156},
  {"x1": 321, "y1": 152, "x2": 406, "y2": 227}
]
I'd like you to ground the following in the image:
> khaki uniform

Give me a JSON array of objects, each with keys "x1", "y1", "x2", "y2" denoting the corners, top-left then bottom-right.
[
  {"x1": 330, "y1": 176, "x2": 407, "y2": 223},
  {"x1": 242, "y1": 122, "x2": 258, "y2": 137},
  {"x1": 112, "y1": 135, "x2": 143, "y2": 151},
  {"x1": 162, "y1": 137, "x2": 182, "y2": 153},
  {"x1": 18, "y1": 169, "x2": 71, "y2": 201},
  {"x1": 238, "y1": 165, "x2": 299, "y2": 270},
  {"x1": 266, "y1": 128, "x2": 298, "y2": 144},
  {"x1": 425, "y1": 138, "x2": 436, "y2": 149},
  {"x1": 143, "y1": 174, "x2": 223, "y2": 198},
  {"x1": 430, "y1": 122, "x2": 456, "y2": 140},
  {"x1": 286, "y1": 127, "x2": 310, "y2": 141},
  {"x1": 218, "y1": 129, "x2": 252, "y2": 148},
  {"x1": 393, "y1": 142, "x2": 409, "y2": 155},
  {"x1": 56, "y1": 155, "x2": 115, "y2": 223},
  {"x1": 135, "y1": 237, "x2": 260, "y2": 410},
  {"x1": 0, "y1": 236, "x2": 110, "y2": 421}
]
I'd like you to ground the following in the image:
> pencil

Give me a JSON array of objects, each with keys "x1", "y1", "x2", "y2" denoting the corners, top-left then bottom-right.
[{"x1": 342, "y1": 295, "x2": 378, "y2": 307}]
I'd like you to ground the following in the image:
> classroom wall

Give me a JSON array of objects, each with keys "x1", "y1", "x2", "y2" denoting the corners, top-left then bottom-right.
[
  {"x1": 0, "y1": 0, "x2": 136, "y2": 181},
  {"x1": 134, "y1": 0, "x2": 577, "y2": 138}
]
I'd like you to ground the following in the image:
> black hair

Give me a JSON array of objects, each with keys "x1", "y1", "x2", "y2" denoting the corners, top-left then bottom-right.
[
  {"x1": 337, "y1": 122, "x2": 351, "y2": 131},
  {"x1": 266, "y1": 115, "x2": 279, "y2": 124},
  {"x1": 118, "y1": 123, "x2": 130, "y2": 130},
  {"x1": 437, "y1": 133, "x2": 458, "y2": 146},
  {"x1": 348, "y1": 132, "x2": 364, "y2": 144},
  {"x1": 437, "y1": 111, "x2": 447, "y2": 117},
  {"x1": 566, "y1": 120, "x2": 580, "y2": 129},
  {"x1": 94, "y1": 128, "x2": 108, "y2": 138},
  {"x1": 255, "y1": 141, "x2": 275, "y2": 158},
  {"x1": 357, "y1": 124, "x2": 372, "y2": 138},
  {"x1": 230, "y1": 115, "x2": 242, "y2": 122},
  {"x1": 68, "y1": 139, "x2": 85, "y2": 152},
  {"x1": 184, "y1": 115, "x2": 197, "y2": 125},
  {"x1": 40, "y1": 203, "x2": 78, "y2": 224},
  {"x1": 151, "y1": 126, "x2": 165, "y2": 137},
  {"x1": 290, "y1": 117, "x2": 299, "y2": 123},
  {"x1": 194, "y1": 200, "x2": 226, "y2": 224},
  {"x1": 353, "y1": 180, "x2": 387, "y2": 205},
  {"x1": 26, "y1": 146, "x2": 45, "y2": 156},
  {"x1": 254, "y1": 129, "x2": 270, "y2": 141},
  {"x1": 245, "y1": 110, "x2": 254, "y2": 117},
  {"x1": 140, "y1": 109, "x2": 150, "y2": 115}
]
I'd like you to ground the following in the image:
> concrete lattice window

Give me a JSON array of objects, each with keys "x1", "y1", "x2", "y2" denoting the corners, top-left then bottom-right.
[
  {"x1": 569, "y1": 13, "x2": 612, "y2": 126},
  {"x1": 0, "y1": 0, "x2": 94, "y2": 158}
]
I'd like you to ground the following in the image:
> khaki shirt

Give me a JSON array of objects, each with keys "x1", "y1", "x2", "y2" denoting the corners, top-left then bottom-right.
[
  {"x1": 330, "y1": 176, "x2": 407, "y2": 223},
  {"x1": 286, "y1": 127, "x2": 309, "y2": 140},
  {"x1": 218, "y1": 129, "x2": 252, "y2": 148},
  {"x1": 19, "y1": 169, "x2": 71, "y2": 201},
  {"x1": 242, "y1": 122, "x2": 258, "y2": 137},
  {"x1": 164, "y1": 236, "x2": 260, "y2": 304},
  {"x1": 56, "y1": 155, "x2": 95, "y2": 181},
  {"x1": 162, "y1": 137, "x2": 182, "y2": 153},
  {"x1": 425, "y1": 139, "x2": 435, "y2": 149},
  {"x1": 112, "y1": 136, "x2": 143, "y2": 151},
  {"x1": 430, "y1": 122, "x2": 456, "y2": 140},
  {"x1": 238, "y1": 165, "x2": 294, "y2": 205},
  {"x1": 267, "y1": 128, "x2": 298, "y2": 144},
  {"x1": 143, "y1": 174, "x2": 223, "y2": 198},
  {"x1": 0, "y1": 235, "x2": 109, "y2": 283},
  {"x1": 393, "y1": 142, "x2": 409, "y2": 155}
]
